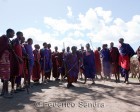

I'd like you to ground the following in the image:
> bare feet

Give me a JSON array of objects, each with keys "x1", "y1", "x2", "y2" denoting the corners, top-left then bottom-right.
[
  {"x1": 83, "y1": 81, "x2": 86, "y2": 84},
  {"x1": 125, "y1": 81, "x2": 129, "y2": 84}
]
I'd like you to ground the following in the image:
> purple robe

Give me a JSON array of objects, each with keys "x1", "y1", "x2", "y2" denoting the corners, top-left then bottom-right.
[
  {"x1": 24, "y1": 44, "x2": 34, "y2": 77},
  {"x1": 119, "y1": 43, "x2": 135, "y2": 57},
  {"x1": 83, "y1": 50, "x2": 96, "y2": 79},
  {"x1": 101, "y1": 48, "x2": 110, "y2": 76},
  {"x1": 65, "y1": 53, "x2": 79, "y2": 83},
  {"x1": 119, "y1": 43, "x2": 135, "y2": 79},
  {"x1": 40, "y1": 48, "x2": 52, "y2": 73}
]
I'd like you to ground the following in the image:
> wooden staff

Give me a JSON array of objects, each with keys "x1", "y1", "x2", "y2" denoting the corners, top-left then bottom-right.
[
  {"x1": 89, "y1": 39, "x2": 94, "y2": 51},
  {"x1": 22, "y1": 55, "x2": 29, "y2": 94},
  {"x1": 42, "y1": 55, "x2": 45, "y2": 83}
]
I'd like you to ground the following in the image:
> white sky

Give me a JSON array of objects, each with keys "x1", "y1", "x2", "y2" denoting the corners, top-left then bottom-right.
[{"x1": 0, "y1": 0, "x2": 140, "y2": 51}]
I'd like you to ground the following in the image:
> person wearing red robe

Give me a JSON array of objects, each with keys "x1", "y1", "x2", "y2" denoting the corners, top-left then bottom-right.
[
  {"x1": 119, "y1": 38, "x2": 135, "y2": 84},
  {"x1": 52, "y1": 46, "x2": 60, "y2": 81},
  {"x1": 94, "y1": 47, "x2": 103, "y2": 79},
  {"x1": 10, "y1": 31, "x2": 24, "y2": 93},
  {"x1": 20, "y1": 37, "x2": 28, "y2": 88},
  {"x1": 110, "y1": 42, "x2": 120, "y2": 82},
  {"x1": 32, "y1": 44, "x2": 41, "y2": 83},
  {"x1": 0, "y1": 29, "x2": 15, "y2": 98}
]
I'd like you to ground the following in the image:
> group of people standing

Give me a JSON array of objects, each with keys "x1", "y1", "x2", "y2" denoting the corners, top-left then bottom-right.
[{"x1": 0, "y1": 28, "x2": 139, "y2": 98}]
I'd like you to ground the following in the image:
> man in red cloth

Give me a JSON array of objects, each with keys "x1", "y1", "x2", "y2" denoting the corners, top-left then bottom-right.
[
  {"x1": 10, "y1": 31, "x2": 24, "y2": 93},
  {"x1": 52, "y1": 46, "x2": 60, "y2": 81},
  {"x1": 110, "y1": 42, "x2": 120, "y2": 83},
  {"x1": 94, "y1": 47, "x2": 103, "y2": 79},
  {"x1": 32, "y1": 44, "x2": 41, "y2": 84},
  {"x1": 0, "y1": 29, "x2": 15, "y2": 98}
]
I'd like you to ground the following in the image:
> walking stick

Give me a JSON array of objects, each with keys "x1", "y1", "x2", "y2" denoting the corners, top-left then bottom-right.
[
  {"x1": 63, "y1": 42, "x2": 65, "y2": 49},
  {"x1": 62, "y1": 42, "x2": 67, "y2": 80},
  {"x1": 89, "y1": 39, "x2": 94, "y2": 51},
  {"x1": 42, "y1": 56, "x2": 45, "y2": 83},
  {"x1": 26, "y1": 55, "x2": 30, "y2": 94},
  {"x1": 79, "y1": 44, "x2": 84, "y2": 79}
]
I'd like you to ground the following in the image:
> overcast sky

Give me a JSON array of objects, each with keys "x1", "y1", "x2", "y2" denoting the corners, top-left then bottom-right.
[{"x1": 0, "y1": 0, "x2": 140, "y2": 51}]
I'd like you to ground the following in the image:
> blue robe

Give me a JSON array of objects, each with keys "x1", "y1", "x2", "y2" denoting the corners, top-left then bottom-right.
[
  {"x1": 119, "y1": 43, "x2": 135, "y2": 79},
  {"x1": 24, "y1": 44, "x2": 34, "y2": 77},
  {"x1": 101, "y1": 48, "x2": 110, "y2": 76},
  {"x1": 65, "y1": 53, "x2": 79, "y2": 83},
  {"x1": 40, "y1": 48, "x2": 52, "y2": 73},
  {"x1": 83, "y1": 50, "x2": 96, "y2": 79}
]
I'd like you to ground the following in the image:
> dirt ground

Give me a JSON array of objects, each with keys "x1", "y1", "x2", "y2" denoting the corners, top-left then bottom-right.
[{"x1": 0, "y1": 76, "x2": 140, "y2": 112}]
